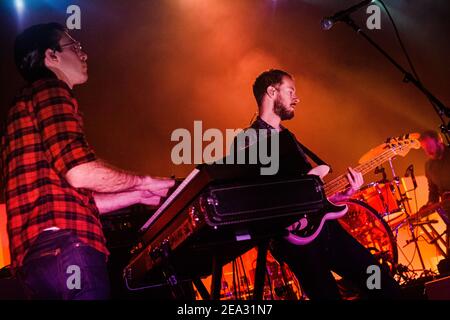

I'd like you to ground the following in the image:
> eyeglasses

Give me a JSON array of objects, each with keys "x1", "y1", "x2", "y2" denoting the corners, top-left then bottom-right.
[{"x1": 59, "y1": 41, "x2": 83, "y2": 54}]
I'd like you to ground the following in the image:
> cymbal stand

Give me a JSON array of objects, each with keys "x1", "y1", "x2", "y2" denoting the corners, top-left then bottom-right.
[
  {"x1": 388, "y1": 159, "x2": 433, "y2": 277},
  {"x1": 388, "y1": 159, "x2": 412, "y2": 215},
  {"x1": 404, "y1": 221, "x2": 431, "y2": 276},
  {"x1": 416, "y1": 221, "x2": 448, "y2": 258}
]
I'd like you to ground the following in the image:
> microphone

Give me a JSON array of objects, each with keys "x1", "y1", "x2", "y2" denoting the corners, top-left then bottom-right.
[
  {"x1": 321, "y1": 0, "x2": 374, "y2": 30},
  {"x1": 404, "y1": 164, "x2": 417, "y2": 189}
]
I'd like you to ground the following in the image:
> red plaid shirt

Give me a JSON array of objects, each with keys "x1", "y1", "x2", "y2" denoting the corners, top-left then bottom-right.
[{"x1": 1, "y1": 78, "x2": 109, "y2": 269}]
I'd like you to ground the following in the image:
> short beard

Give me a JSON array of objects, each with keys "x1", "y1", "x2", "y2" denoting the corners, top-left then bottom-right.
[{"x1": 274, "y1": 99, "x2": 294, "y2": 120}]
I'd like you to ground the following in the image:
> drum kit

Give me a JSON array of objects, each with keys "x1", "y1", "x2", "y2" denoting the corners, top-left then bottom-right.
[
  {"x1": 200, "y1": 248, "x2": 305, "y2": 300},
  {"x1": 338, "y1": 134, "x2": 449, "y2": 285},
  {"x1": 199, "y1": 134, "x2": 449, "y2": 299}
]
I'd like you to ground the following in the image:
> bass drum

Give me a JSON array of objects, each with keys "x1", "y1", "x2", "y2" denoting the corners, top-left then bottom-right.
[{"x1": 337, "y1": 199, "x2": 398, "y2": 272}]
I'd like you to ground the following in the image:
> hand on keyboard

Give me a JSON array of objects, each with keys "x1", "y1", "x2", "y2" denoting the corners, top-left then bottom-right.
[
  {"x1": 136, "y1": 176, "x2": 175, "y2": 197},
  {"x1": 138, "y1": 189, "x2": 167, "y2": 207}
]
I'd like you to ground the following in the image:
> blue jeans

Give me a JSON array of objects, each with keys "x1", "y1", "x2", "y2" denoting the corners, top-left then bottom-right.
[{"x1": 18, "y1": 229, "x2": 110, "y2": 300}]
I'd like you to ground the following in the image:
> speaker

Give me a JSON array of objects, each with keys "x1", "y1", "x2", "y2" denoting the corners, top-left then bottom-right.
[
  {"x1": 425, "y1": 275, "x2": 450, "y2": 300},
  {"x1": 0, "y1": 266, "x2": 26, "y2": 300}
]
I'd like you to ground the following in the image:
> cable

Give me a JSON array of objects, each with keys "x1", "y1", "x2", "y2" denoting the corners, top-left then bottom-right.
[
  {"x1": 395, "y1": 230, "x2": 417, "y2": 270},
  {"x1": 378, "y1": 0, "x2": 450, "y2": 130},
  {"x1": 292, "y1": 270, "x2": 304, "y2": 299},
  {"x1": 248, "y1": 112, "x2": 258, "y2": 126},
  {"x1": 123, "y1": 275, "x2": 191, "y2": 292},
  {"x1": 265, "y1": 265, "x2": 274, "y2": 300},
  {"x1": 413, "y1": 188, "x2": 419, "y2": 214},
  {"x1": 235, "y1": 259, "x2": 242, "y2": 299},
  {"x1": 377, "y1": 0, "x2": 421, "y2": 82},
  {"x1": 239, "y1": 256, "x2": 252, "y2": 298},
  {"x1": 232, "y1": 260, "x2": 239, "y2": 299}
]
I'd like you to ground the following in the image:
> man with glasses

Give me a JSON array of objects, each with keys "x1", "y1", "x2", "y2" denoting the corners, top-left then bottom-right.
[{"x1": 1, "y1": 23, "x2": 174, "y2": 299}]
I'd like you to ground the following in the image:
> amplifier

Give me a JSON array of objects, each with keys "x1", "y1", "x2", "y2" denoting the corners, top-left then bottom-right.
[{"x1": 425, "y1": 275, "x2": 450, "y2": 300}]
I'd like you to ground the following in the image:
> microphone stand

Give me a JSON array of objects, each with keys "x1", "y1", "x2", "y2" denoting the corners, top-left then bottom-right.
[{"x1": 341, "y1": 17, "x2": 450, "y2": 146}]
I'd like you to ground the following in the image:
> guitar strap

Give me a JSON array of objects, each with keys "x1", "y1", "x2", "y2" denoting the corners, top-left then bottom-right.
[
  {"x1": 295, "y1": 140, "x2": 333, "y2": 173},
  {"x1": 249, "y1": 116, "x2": 333, "y2": 172}
]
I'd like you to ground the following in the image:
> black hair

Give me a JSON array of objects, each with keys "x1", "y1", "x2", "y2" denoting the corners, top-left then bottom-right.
[
  {"x1": 14, "y1": 23, "x2": 66, "y2": 82},
  {"x1": 252, "y1": 69, "x2": 293, "y2": 107}
]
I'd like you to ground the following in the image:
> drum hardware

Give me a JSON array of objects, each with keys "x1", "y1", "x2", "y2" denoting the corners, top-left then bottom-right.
[
  {"x1": 374, "y1": 166, "x2": 388, "y2": 183},
  {"x1": 338, "y1": 199, "x2": 398, "y2": 272},
  {"x1": 392, "y1": 172, "x2": 436, "y2": 278},
  {"x1": 389, "y1": 209, "x2": 447, "y2": 283},
  {"x1": 412, "y1": 193, "x2": 450, "y2": 256},
  {"x1": 355, "y1": 163, "x2": 412, "y2": 219},
  {"x1": 355, "y1": 180, "x2": 402, "y2": 217},
  {"x1": 414, "y1": 221, "x2": 448, "y2": 258},
  {"x1": 265, "y1": 260, "x2": 298, "y2": 300},
  {"x1": 372, "y1": 159, "x2": 441, "y2": 279},
  {"x1": 387, "y1": 159, "x2": 413, "y2": 218},
  {"x1": 392, "y1": 263, "x2": 423, "y2": 286},
  {"x1": 389, "y1": 223, "x2": 438, "y2": 284},
  {"x1": 194, "y1": 248, "x2": 302, "y2": 300},
  {"x1": 402, "y1": 219, "x2": 431, "y2": 276},
  {"x1": 398, "y1": 195, "x2": 450, "y2": 274},
  {"x1": 337, "y1": 198, "x2": 400, "y2": 297},
  {"x1": 357, "y1": 138, "x2": 443, "y2": 281},
  {"x1": 358, "y1": 135, "x2": 420, "y2": 218},
  {"x1": 408, "y1": 219, "x2": 439, "y2": 227},
  {"x1": 229, "y1": 257, "x2": 252, "y2": 300}
]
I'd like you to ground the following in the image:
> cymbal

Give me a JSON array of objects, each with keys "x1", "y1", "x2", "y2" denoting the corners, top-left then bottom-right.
[{"x1": 358, "y1": 133, "x2": 421, "y2": 164}]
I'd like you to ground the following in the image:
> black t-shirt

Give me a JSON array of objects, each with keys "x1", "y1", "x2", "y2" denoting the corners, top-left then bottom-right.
[{"x1": 247, "y1": 116, "x2": 313, "y2": 175}]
